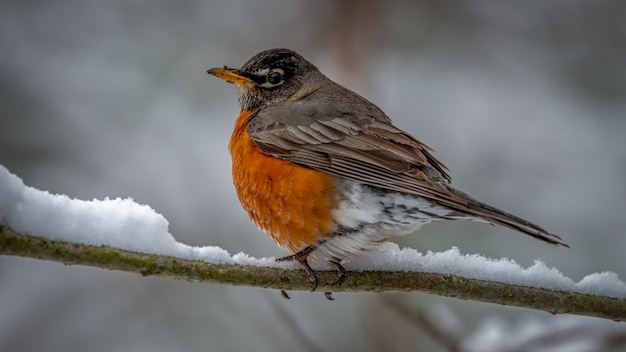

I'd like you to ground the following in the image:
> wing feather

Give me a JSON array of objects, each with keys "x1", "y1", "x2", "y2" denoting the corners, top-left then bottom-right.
[
  {"x1": 243, "y1": 83, "x2": 567, "y2": 247},
  {"x1": 248, "y1": 98, "x2": 463, "y2": 208}
]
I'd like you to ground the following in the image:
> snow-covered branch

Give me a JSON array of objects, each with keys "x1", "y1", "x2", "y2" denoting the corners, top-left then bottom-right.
[
  {"x1": 380, "y1": 296, "x2": 626, "y2": 352},
  {"x1": 2, "y1": 224, "x2": 625, "y2": 321},
  {"x1": 1, "y1": 164, "x2": 626, "y2": 322}
]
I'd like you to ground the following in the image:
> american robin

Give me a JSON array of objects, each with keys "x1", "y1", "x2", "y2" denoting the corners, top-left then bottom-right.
[{"x1": 208, "y1": 48, "x2": 567, "y2": 299}]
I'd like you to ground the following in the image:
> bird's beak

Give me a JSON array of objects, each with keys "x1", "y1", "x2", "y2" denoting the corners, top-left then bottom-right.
[{"x1": 207, "y1": 67, "x2": 255, "y2": 89}]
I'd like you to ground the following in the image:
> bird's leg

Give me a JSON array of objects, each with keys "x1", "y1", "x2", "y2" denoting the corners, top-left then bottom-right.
[
  {"x1": 276, "y1": 247, "x2": 342, "y2": 301},
  {"x1": 328, "y1": 259, "x2": 347, "y2": 286},
  {"x1": 276, "y1": 245, "x2": 319, "y2": 292},
  {"x1": 321, "y1": 259, "x2": 347, "y2": 301}
]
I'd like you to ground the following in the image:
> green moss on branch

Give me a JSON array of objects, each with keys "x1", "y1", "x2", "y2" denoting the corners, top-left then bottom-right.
[{"x1": 1, "y1": 224, "x2": 625, "y2": 321}]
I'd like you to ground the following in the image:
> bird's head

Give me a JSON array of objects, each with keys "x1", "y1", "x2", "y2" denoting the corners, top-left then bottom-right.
[{"x1": 208, "y1": 48, "x2": 324, "y2": 111}]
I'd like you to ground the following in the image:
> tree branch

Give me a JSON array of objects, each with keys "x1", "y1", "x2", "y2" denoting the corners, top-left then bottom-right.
[{"x1": 1, "y1": 224, "x2": 624, "y2": 321}]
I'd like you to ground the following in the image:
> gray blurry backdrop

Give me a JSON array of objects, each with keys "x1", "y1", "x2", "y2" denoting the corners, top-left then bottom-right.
[{"x1": 1, "y1": 1, "x2": 626, "y2": 351}]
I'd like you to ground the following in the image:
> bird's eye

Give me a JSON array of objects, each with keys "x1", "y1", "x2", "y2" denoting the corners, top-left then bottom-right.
[{"x1": 265, "y1": 70, "x2": 284, "y2": 86}]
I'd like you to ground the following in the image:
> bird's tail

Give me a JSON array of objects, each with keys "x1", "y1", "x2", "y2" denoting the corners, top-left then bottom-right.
[{"x1": 447, "y1": 188, "x2": 569, "y2": 247}]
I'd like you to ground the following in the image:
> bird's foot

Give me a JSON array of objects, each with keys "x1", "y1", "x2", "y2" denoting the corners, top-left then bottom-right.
[
  {"x1": 276, "y1": 246, "x2": 320, "y2": 297},
  {"x1": 322, "y1": 259, "x2": 347, "y2": 300},
  {"x1": 276, "y1": 249, "x2": 347, "y2": 300}
]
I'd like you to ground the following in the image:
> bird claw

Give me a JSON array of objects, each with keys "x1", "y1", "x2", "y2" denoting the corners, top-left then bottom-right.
[
  {"x1": 322, "y1": 260, "x2": 347, "y2": 301},
  {"x1": 327, "y1": 260, "x2": 347, "y2": 286},
  {"x1": 275, "y1": 249, "x2": 347, "y2": 300},
  {"x1": 276, "y1": 246, "x2": 319, "y2": 296}
]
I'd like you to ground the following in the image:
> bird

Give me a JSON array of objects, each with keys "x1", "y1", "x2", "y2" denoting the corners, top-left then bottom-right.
[{"x1": 207, "y1": 48, "x2": 567, "y2": 299}]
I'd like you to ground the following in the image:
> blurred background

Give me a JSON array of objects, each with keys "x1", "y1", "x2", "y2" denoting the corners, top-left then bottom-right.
[{"x1": 1, "y1": 1, "x2": 626, "y2": 351}]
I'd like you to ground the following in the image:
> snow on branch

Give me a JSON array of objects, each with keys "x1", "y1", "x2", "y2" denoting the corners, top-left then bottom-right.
[
  {"x1": 1, "y1": 164, "x2": 625, "y2": 321},
  {"x1": 1, "y1": 225, "x2": 625, "y2": 321}
]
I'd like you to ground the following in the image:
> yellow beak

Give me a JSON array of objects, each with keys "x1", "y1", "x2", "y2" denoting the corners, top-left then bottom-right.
[{"x1": 207, "y1": 67, "x2": 256, "y2": 89}]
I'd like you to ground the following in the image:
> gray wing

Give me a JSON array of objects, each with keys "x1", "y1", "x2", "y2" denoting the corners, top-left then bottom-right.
[
  {"x1": 247, "y1": 94, "x2": 469, "y2": 208},
  {"x1": 247, "y1": 91, "x2": 567, "y2": 246}
]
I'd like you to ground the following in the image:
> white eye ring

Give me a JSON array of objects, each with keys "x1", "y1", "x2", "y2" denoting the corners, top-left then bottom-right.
[{"x1": 261, "y1": 68, "x2": 284, "y2": 88}]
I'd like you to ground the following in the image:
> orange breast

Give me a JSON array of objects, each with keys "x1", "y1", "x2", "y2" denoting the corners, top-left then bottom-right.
[{"x1": 228, "y1": 110, "x2": 339, "y2": 253}]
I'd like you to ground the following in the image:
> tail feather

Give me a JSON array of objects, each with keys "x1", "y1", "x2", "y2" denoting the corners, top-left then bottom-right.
[{"x1": 448, "y1": 188, "x2": 569, "y2": 248}]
